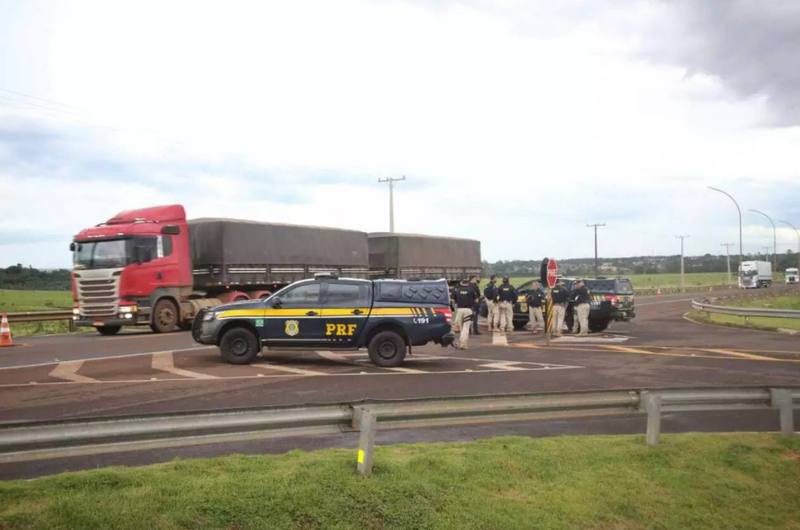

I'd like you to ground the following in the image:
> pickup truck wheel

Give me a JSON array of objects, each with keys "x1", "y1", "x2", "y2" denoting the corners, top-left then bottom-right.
[
  {"x1": 220, "y1": 327, "x2": 260, "y2": 364},
  {"x1": 368, "y1": 331, "x2": 406, "y2": 367},
  {"x1": 150, "y1": 299, "x2": 179, "y2": 333},
  {"x1": 95, "y1": 325, "x2": 121, "y2": 336}
]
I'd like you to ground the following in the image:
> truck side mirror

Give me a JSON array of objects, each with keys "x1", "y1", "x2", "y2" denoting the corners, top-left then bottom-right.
[{"x1": 69, "y1": 242, "x2": 76, "y2": 251}]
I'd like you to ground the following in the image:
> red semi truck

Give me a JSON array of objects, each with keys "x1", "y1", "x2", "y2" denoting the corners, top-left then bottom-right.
[{"x1": 71, "y1": 204, "x2": 481, "y2": 335}]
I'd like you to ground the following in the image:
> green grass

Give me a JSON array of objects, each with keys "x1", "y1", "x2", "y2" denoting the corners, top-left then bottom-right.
[
  {"x1": 0, "y1": 289, "x2": 75, "y2": 337},
  {"x1": 689, "y1": 292, "x2": 800, "y2": 332},
  {"x1": 1, "y1": 433, "x2": 798, "y2": 529}
]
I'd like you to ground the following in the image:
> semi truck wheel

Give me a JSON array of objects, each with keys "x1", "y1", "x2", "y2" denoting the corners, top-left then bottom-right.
[
  {"x1": 95, "y1": 325, "x2": 121, "y2": 336},
  {"x1": 150, "y1": 299, "x2": 179, "y2": 333},
  {"x1": 219, "y1": 327, "x2": 260, "y2": 364},
  {"x1": 367, "y1": 331, "x2": 406, "y2": 367}
]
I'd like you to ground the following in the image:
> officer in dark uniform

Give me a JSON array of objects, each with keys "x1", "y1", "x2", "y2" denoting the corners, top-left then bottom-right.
[
  {"x1": 469, "y1": 275, "x2": 481, "y2": 335},
  {"x1": 525, "y1": 282, "x2": 545, "y2": 333},
  {"x1": 497, "y1": 276, "x2": 517, "y2": 333},
  {"x1": 453, "y1": 278, "x2": 478, "y2": 349},
  {"x1": 550, "y1": 279, "x2": 569, "y2": 336},
  {"x1": 483, "y1": 275, "x2": 499, "y2": 332},
  {"x1": 572, "y1": 279, "x2": 592, "y2": 336}
]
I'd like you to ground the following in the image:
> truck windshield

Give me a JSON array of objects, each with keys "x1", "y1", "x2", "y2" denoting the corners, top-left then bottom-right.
[
  {"x1": 73, "y1": 237, "x2": 159, "y2": 269},
  {"x1": 74, "y1": 239, "x2": 130, "y2": 269}
]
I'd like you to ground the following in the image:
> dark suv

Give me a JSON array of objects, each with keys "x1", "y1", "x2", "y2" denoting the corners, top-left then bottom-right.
[{"x1": 512, "y1": 277, "x2": 635, "y2": 332}]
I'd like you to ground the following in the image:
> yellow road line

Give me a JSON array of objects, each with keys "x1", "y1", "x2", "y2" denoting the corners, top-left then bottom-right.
[{"x1": 699, "y1": 348, "x2": 783, "y2": 362}]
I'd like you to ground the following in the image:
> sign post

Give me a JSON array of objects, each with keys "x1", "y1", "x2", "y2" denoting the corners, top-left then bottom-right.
[{"x1": 545, "y1": 258, "x2": 558, "y2": 345}]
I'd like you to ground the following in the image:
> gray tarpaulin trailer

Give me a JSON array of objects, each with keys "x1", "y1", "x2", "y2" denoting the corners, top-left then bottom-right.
[
  {"x1": 189, "y1": 218, "x2": 370, "y2": 288},
  {"x1": 368, "y1": 233, "x2": 482, "y2": 283}
]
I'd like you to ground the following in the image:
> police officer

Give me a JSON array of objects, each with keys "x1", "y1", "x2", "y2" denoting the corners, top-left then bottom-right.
[
  {"x1": 483, "y1": 275, "x2": 499, "y2": 332},
  {"x1": 550, "y1": 279, "x2": 569, "y2": 337},
  {"x1": 572, "y1": 279, "x2": 591, "y2": 336},
  {"x1": 526, "y1": 281, "x2": 545, "y2": 334},
  {"x1": 469, "y1": 275, "x2": 482, "y2": 335},
  {"x1": 452, "y1": 277, "x2": 478, "y2": 349},
  {"x1": 497, "y1": 276, "x2": 517, "y2": 333}
]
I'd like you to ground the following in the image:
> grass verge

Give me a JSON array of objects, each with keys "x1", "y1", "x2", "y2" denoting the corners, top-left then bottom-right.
[
  {"x1": 688, "y1": 292, "x2": 800, "y2": 333},
  {"x1": 0, "y1": 289, "x2": 76, "y2": 337},
  {"x1": 1, "y1": 433, "x2": 799, "y2": 529}
]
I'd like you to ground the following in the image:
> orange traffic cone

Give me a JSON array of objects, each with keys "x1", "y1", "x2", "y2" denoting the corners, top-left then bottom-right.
[{"x1": 0, "y1": 313, "x2": 12, "y2": 347}]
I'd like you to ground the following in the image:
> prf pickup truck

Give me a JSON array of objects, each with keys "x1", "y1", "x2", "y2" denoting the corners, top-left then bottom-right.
[{"x1": 192, "y1": 274, "x2": 454, "y2": 366}]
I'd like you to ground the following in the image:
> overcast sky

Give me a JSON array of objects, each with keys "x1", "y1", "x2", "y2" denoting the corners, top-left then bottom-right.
[{"x1": 1, "y1": 0, "x2": 799, "y2": 268}]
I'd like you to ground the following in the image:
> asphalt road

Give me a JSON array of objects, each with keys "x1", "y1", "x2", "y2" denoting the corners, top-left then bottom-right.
[{"x1": 1, "y1": 291, "x2": 797, "y2": 478}]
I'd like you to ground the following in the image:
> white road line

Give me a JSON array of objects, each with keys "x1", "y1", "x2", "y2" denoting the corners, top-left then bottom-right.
[
  {"x1": 315, "y1": 350, "x2": 354, "y2": 363},
  {"x1": 48, "y1": 361, "x2": 97, "y2": 383},
  {"x1": 0, "y1": 346, "x2": 217, "y2": 371},
  {"x1": 552, "y1": 336, "x2": 629, "y2": 343},
  {"x1": 382, "y1": 366, "x2": 426, "y2": 374},
  {"x1": 151, "y1": 351, "x2": 218, "y2": 380},
  {"x1": 478, "y1": 361, "x2": 527, "y2": 371},
  {"x1": 491, "y1": 333, "x2": 508, "y2": 346},
  {"x1": 253, "y1": 363, "x2": 325, "y2": 376}
]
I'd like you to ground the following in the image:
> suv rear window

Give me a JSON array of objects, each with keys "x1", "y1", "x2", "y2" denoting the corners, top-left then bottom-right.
[{"x1": 375, "y1": 280, "x2": 449, "y2": 304}]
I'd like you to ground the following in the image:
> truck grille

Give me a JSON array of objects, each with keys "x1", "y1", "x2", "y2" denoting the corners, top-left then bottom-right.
[{"x1": 78, "y1": 276, "x2": 120, "y2": 317}]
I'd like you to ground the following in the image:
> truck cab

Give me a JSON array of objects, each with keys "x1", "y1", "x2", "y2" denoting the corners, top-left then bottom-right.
[
  {"x1": 786, "y1": 268, "x2": 799, "y2": 285},
  {"x1": 738, "y1": 261, "x2": 772, "y2": 289},
  {"x1": 71, "y1": 205, "x2": 192, "y2": 335},
  {"x1": 192, "y1": 276, "x2": 454, "y2": 366}
]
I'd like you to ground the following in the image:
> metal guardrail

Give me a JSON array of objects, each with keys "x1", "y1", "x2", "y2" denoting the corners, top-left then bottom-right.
[
  {"x1": 5, "y1": 310, "x2": 73, "y2": 324},
  {"x1": 0, "y1": 386, "x2": 796, "y2": 474},
  {"x1": 691, "y1": 300, "x2": 800, "y2": 319}
]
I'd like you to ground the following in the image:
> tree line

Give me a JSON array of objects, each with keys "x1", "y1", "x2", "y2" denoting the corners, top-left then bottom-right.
[{"x1": 0, "y1": 265, "x2": 71, "y2": 290}]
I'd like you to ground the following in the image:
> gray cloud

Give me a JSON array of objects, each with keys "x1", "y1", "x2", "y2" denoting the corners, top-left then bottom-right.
[{"x1": 643, "y1": 0, "x2": 800, "y2": 126}]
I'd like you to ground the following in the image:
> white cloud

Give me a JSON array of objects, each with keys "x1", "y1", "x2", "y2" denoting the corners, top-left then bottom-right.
[{"x1": 1, "y1": 0, "x2": 799, "y2": 268}]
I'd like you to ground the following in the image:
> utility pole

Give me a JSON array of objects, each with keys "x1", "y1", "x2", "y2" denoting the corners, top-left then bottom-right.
[
  {"x1": 675, "y1": 235, "x2": 690, "y2": 291},
  {"x1": 721, "y1": 242, "x2": 734, "y2": 284},
  {"x1": 587, "y1": 223, "x2": 606, "y2": 277},
  {"x1": 778, "y1": 220, "x2": 800, "y2": 270},
  {"x1": 748, "y1": 209, "x2": 777, "y2": 272},
  {"x1": 377, "y1": 176, "x2": 405, "y2": 233}
]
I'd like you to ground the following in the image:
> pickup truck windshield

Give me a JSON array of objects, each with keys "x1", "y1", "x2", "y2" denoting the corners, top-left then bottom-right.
[{"x1": 73, "y1": 237, "x2": 159, "y2": 269}]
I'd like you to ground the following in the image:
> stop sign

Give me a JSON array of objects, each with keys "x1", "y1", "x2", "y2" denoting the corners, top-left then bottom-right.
[{"x1": 546, "y1": 258, "x2": 558, "y2": 288}]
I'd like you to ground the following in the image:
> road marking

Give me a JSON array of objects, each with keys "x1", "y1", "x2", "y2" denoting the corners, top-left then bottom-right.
[
  {"x1": 478, "y1": 361, "x2": 527, "y2": 371},
  {"x1": 48, "y1": 361, "x2": 97, "y2": 383},
  {"x1": 552, "y1": 336, "x2": 630, "y2": 343},
  {"x1": 253, "y1": 362, "x2": 325, "y2": 376},
  {"x1": 603, "y1": 345, "x2": 657, "y2": 355},
  {"x1": 315, "y1": 350, "x2": 352, "y2": 363},
  {"x1": 491, "y1": 333, "x2": 508, "y2": 346},
  {"x1": 151, "y1": 351, "x2": 218, "y2": 379},
  {"x1": 699, "y1": 348, "x2": 788, "y2": 362},
  {"x1": 382, "y1": 366, "x2": 425, "y2": 374},
  {"x1": 0, "y1": 346, "x2": 217, "y2": 371}
]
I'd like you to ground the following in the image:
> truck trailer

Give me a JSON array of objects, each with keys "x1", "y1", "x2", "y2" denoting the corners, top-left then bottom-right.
[
  {"x1": 71, "y1": 205, "x2": 482, "y2": 335},
  {"x1": 738, "y1": 260, "x2": 772, "y2": 288},
  {"x1": 367, "y1": 232, "x2": 481, "y2": 283}
]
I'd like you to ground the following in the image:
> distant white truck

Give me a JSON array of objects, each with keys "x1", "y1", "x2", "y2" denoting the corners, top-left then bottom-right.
[
  {"x1": 786, "y1": 267, "x2": 799, "y2": 284},
  {"x1": 738, "y1": 261, "x2": 772, "y2": 288}
]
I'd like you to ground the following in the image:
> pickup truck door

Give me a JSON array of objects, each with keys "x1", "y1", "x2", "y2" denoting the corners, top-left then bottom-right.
[
  {"x1": 264, "y1": 281, "x2": 325, "y2": 346},
  {"x1": 319, "y1": 281, "x2": 372, "y2": 348}
]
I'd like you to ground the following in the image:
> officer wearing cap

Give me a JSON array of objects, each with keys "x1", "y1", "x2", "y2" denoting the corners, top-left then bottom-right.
[
  {"x1": 452, "y1": 277, "x2": 478, "y2": 349},
  {"x1": 526, "y1": 281, "x2": 545, "y2": 334},
  {"x1": 469, "y1": 275, "x2": 482, "y2": 335},
  {"x1": 497, "y1": 276, "x2": 517, "y2": 333},
  {"x1": 550, "y1": 279, "x2": 569, "y2": 337},
  {"x1": 572, "y1": 279, "x2": 591, "y2": 336},
  {"x1": 483, "y1": 275, "x2": 499, "y2": 332}
]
